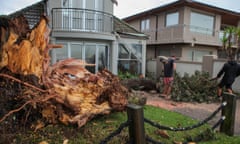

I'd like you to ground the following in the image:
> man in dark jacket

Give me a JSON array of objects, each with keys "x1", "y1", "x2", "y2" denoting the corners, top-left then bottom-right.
[{"x1": 216, "y1": 57, "x2": 239, "y2": 97}]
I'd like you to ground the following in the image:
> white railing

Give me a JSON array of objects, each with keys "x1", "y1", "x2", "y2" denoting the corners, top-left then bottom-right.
[{"x1": 52, "y1": 8, "x2": 113, "y2": 33}]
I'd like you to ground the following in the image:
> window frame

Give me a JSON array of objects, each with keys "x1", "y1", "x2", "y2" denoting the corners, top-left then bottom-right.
[
  {"x1": 165, "y1": 11, "x2": 179, "y2": 27},
  {"x1": 118, "y1": 43, "x2": 143, "y2": 75},
  {"x1": 54, "y1": 41, "x2": 109, "y2": 73},
  {"x1": 140, "y1": 18, "x2": 150, "y2": 31},
  {"x1": 190, "y1": 11, "x2": 215, "y2": 35}
]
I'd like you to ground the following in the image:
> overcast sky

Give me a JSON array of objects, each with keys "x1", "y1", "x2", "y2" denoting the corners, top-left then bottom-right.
[
  {"x1": 114, "y1": 0, "x2": 240, "y2": 18},
  {"x1": 0, "y1": 0, "x2": 239, "y2": 18}
]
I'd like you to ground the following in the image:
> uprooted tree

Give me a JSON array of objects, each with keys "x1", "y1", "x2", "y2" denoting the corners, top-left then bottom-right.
[{"x1": 0, "y1": 15, "x2": 128, "y2": 129}]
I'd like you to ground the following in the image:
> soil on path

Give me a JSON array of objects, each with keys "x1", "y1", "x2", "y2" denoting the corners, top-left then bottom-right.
[{"x1": 144, "y1": 91, "x2": 240, "y2": 135}]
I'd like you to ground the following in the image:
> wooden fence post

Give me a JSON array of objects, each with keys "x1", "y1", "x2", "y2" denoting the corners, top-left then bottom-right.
[
  {"x1": 127, "y1": 104, "x2": 146, "y2": 144},
  {"x1": 220, "y1": 92, "x2": 237, "y2": 136}
]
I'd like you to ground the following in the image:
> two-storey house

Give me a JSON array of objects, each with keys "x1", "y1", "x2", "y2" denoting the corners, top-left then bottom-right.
[
  {"x1": 123, "y1": 0, "x2": 240, "y2": 62},
  {"x1": 8, "y1": 0, "x2": 148, "y2": 76}
]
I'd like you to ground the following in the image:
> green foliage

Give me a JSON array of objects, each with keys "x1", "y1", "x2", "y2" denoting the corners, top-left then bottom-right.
[
  {"x1": 118, "y1": 71, "x2": 138, "y2": 80},
  {"x1": 170, "y1": 71, "x2": 219, "y2": 103},
  {"x1": 186, "y1": 128, "x2": 216, "y2": 142},
  {"x1": 202, "y1": 133, "x2": 240, "y2": 144},
  {"x1": 221, "y1": 26, "x2": 240, "y2": 58},
  {"x1": 145, "y1": 71, "x2": 156, "y2": 80}
]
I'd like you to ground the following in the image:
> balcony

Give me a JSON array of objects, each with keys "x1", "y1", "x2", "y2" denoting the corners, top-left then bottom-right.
[
  {"x1": 144, "y1": 24, "x2": 223, "y2": 46},
  {"x1": 51, "y1": 8, "x2": 113, "y2": 33}
]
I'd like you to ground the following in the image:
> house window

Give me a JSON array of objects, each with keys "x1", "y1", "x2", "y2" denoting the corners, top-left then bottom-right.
[
  {"x1": 98, "y1": 45, "x2": 108, "y2": 71},
  {"x1": 54, "y1": 42, "x2": 109, "y2": 73},
  {"x1": 55, "y1": 43, "x2": 83, "y2": 61},
  {"x1": 166, "y1": 12, "x2": 179, "y2": 27},
  {"x1": 141, "y1": 19, "x2": 150, "y2": 31},
  {"x1": 190, "y1": 11, "x2": 214, "y2": 35},
  {"x1": 118, "y1": 43, "x2": 143, "y2": 75},
  {"x1": 85, "y1": 44, "x2": 96, "y2": 73},
  {"x1": 188, "y1": 50, "x2": 212, "y2": 62},
  {"x1": 84, "y1": 44, "x2": 109, "y2": 73},
  {"x1": 55, "y1": 43, "x2": 68, "y2": 61},
  {"x1": 71, "y1": 43, "x2": 83, "y2": 59},
  {"x1": 61, "y1": 0, "x2": 104, "y2": 31}
]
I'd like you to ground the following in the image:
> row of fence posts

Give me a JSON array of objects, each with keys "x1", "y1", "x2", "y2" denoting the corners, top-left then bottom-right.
[{"x1": 126, "y1": 92, "x2": 238, "y2": 144}]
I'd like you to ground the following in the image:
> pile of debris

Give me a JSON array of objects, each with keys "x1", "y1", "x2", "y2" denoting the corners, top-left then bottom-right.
[
  {"x1": 171, "y1": 71, "x2": 218, "y2": 103},
  {"x1": 0, "y1": 15, "x2": 128, "y2": 129}
]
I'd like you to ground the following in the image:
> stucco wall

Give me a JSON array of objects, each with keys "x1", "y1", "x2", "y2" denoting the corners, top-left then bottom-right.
[{"x1": 175, "y1": 61, "x2": 202, "y2": 77}]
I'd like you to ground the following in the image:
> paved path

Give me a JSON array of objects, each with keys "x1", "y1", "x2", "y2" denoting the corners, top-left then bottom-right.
[{"x1": 145, "y1": 91, "x2": 240, "y2": 135}]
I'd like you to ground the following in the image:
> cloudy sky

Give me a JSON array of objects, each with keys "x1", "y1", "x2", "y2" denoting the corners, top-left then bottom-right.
[
  {"x1": 0, "y1": 0, "x2": 239, "y2": 18},
  {"x1": 115, "y1": 0, "x2": 240, "y2": 18}
]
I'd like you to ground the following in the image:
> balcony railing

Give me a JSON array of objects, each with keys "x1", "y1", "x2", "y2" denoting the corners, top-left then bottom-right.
[
  {"x1": 188, "y1": 25, "x2": 215, "y2": 36},
  {"x1": 51, "y1": 8, "x2": 113, "y2": 33},
  {"x1": 143, "y1": 24, "x2": 225, "y2": 46}
]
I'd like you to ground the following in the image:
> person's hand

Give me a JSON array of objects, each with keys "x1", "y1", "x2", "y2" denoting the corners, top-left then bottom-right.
[{"x1": 209, "y1": 77, "x2": 218, "y2": 81}]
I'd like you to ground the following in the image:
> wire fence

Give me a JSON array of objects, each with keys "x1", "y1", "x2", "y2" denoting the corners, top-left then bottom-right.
[{"x1": 99, "y1": 101, "x2": 227, "y2": 144}]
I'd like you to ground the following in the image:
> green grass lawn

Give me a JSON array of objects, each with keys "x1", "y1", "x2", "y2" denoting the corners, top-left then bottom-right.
[{"x1": 7, "y1": 105, "x2": 240, "y2": 144}]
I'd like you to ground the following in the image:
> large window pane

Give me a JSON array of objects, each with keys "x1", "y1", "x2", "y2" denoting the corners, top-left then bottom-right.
[
  {"x1": 56, "y1": 43, "x2": 68, "y2": 61},
  {"x1": 71, "y1": 44, "x2": 82, "y2": 59},
  {"x1": 131, "y1": 44, "x2": 142, "y2": 60},
  {"x1": 118, "y1": 60, "x2": 142, "y2": 75},
  {"x1": 86, "y1": 0, "x2": 95, "y2": 9},
  {"x1": 119, "y1": 44, "x2": 130, "y2": 59},
  {"x1": 187, "y1": 50, "x2": 212, "y2": 62},
  {"x1": 166, "y1": 12, "x2": 179, "y2": 27},
  {"x1": 98, "y1": 45, "x2": 108, "y2": 71},
  {"x1": 72, "y1": 0, "x2": 82, "y2": 8},
  {"x1": 85, "y1": 44, "x2": 96, "y2": 73},
  {"x1": 54, "y1": 42, "x2": 109, "y2": 73},
  {"x1": 96, "y1": 0, "x2": 103, "y2": 11},
  {"x1": 194, "y1": 50, "x2": 211, "y2": 62},
  {"x1": 118, "y1": 43, "x2": 143, "y2": 75},
  {"x1": 190, "y1": 12, "x2": 214, "y2": 35}
]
